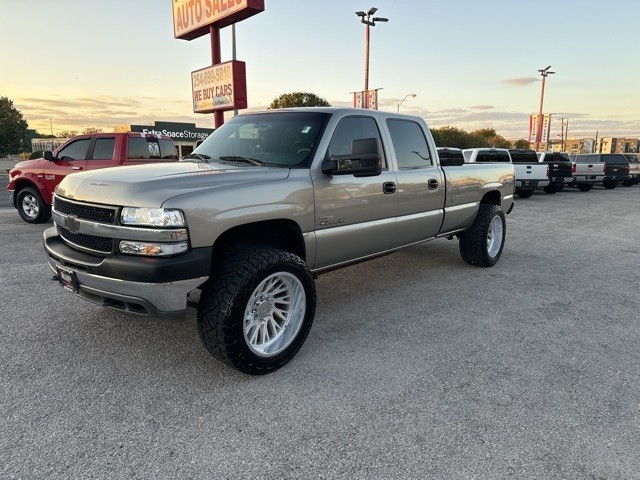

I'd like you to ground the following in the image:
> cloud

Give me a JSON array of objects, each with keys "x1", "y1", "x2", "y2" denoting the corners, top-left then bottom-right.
[
  {"x1": 502, "y1": 77, "x2": 538, "y2": 86},
  {"x1": 470, "y1": 105, "x2": 494, "y2": 110}
]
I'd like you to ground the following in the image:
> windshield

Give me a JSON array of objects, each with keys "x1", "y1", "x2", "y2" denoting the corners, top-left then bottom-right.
[{"x1": 191, "y1": 112, "x2": 330, "y2": 168}]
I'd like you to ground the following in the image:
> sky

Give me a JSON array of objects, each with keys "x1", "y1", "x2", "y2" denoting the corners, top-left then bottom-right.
[{"x1": 1, "y1": 0, "x2": 639, "y2": 140}]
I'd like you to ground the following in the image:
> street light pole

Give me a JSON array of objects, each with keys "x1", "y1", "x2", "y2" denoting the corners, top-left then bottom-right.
[
  {"x1": 397, "y1": 93, "x2": 416, "y2": 113},
  {"x1": 535, "y1": 65, "x2": 555, "y2": 151},
  {"x1": 355, "y1": 7, "x2": 388, "y2": 108}
]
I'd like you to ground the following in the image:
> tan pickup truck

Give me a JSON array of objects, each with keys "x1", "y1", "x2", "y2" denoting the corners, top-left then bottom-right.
[{"x1": 44, "y1": 108, "x2": 515, "y2": 374}]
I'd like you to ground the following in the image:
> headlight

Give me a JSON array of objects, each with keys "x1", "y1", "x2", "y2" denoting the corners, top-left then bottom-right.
[
  {"x1": 119, "y1": 240, "x2": 189, "y2": 256},
  {"x1": 120, "y1": 207, "x2": 185, "y2": 227}
]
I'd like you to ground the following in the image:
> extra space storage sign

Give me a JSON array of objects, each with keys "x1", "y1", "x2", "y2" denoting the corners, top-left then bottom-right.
[{"x1": 192, "y1": 61, "x2": 247, "y2": 112}]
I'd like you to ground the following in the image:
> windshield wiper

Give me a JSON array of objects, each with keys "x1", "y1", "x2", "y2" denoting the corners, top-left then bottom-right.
[
  {"x1": 182, "y1": 153, "x2": 212, "y2": 163},
  {"x1": 218, "y1": 155, "x2": 263, "y2": 166}
]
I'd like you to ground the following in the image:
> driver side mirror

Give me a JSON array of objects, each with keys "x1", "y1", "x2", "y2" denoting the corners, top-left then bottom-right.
[
  {"x1": 321, "y1": 138, "x2": 382, "y2": 177},
  {"x1": 43, "y1": 151, "x2": 55, "y2": 161}
]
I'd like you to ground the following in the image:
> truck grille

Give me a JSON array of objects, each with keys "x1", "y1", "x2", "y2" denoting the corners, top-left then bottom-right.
[
  {"x1": 59, "y1": 228, "x2": 114, "y2": 254},
  {"x1": 54, "y1": 197, "x2": 116, "y2": 224}
]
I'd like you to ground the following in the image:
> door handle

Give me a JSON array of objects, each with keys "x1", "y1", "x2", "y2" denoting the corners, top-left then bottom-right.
[
  {"x1": 428, "y1": 179, "x2": 439, "y2": 190},
  {"x1": 72, "y1": 166, "x2": 83, "y2": 170},
  {"x1": 383, "y1": 182, "x2": 396, "y2": 194}
]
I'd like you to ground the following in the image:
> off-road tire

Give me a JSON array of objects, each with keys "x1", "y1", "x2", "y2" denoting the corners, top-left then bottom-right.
[
  {"x1": 197, "y1": 246, "x2": 316, "y2": 375},
  {"x1": 515, "y1": 189, "x2": 533, "y2": 199},
  {"x1": 17, "y1": 187, "x2": 51, "y2": 224},
  {"x1": 459, "y1": 204, "x2": 506, "y2": 267},
  {"x1": 577, "y1": 184, "x2": 593, "y2": 192}
]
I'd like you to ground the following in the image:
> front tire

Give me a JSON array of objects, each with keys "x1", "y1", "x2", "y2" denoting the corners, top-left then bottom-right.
[
  {"x1": 459, "y1": 204, "x2": 506, "y2": 267},
  {"x1": 197, "y1": 246, "x2": 316, "y2": 375},
  {"x1": 16, "y1": 187, "x2": 51, "y2": 224}
]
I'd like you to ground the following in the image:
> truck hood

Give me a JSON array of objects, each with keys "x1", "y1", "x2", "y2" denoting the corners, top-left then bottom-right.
[
  {"x1": 55, "y1": 161, "x2": 292, "y2": 207},
  {"x1": 9, "y1": 158, "x2": 45, "y2": 173}
]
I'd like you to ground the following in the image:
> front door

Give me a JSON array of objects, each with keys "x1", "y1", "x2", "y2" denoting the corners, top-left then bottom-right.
[
  {"x1": 312, "y1": 115, "x2": 397, "y2": 269},
  {"x1": 41, "y1": 137, "x2": 91, "y2": 199}
]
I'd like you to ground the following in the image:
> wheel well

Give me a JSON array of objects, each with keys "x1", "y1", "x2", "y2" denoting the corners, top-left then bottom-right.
[
  {"x1": 481, "y1": 191, "x2": 501, "y2": 206},
  {"x1": 12, "y1": 179, "x2": 40, "y2": 208},
  {"x1": 212, "y1": 219, "x2": 306, "y2": 263}
]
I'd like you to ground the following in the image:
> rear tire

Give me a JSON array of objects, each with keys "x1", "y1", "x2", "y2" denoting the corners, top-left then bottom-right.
[
  {"x1": 459, "y1": 204, "x2": 506, "y2": 267},
  {"x1": 603, "y1": 181, "x2": 617, "y2": 189},
  {"x1": 577, "y1": 184, "x2": 593, "y2": 192},
  {"x1": 543, "y1": 185, "x2": 557, "y2": 194},
  {"x1": 197, "y1": 246, "x2": 316, "y2": 375},
  {"x1": 16, "y1": 187, "x2": 51, "y2": 224},
  {"x1": 622, "y1": 179, "x2": 633, "y2": 187},
  {"x1": 515, "y1": 189, "x2": 533, "y2": 199}
]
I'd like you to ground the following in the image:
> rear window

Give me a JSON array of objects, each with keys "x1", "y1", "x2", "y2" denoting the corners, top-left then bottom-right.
[
  {"x1": 602, "y1": 154, "x2": 629, "y2": 165},
  {"x1": 509, "y1": 150, "x2": 538, "y2": 163},
  {"x1": 475, "y1": 150, "x2": 511, "y2": 162},
  {"x1": 127, "y1": 137, "x2": 177, "y2": 160},
  {"x1": 540, "y1": 152, "x2": 571, "y2": 163}
]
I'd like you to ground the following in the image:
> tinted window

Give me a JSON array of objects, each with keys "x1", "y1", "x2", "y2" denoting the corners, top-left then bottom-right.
[
  {"x1": 509, "y1": 150, "x2": 538, "y2": 163},
  {"x1": 128, "y1": 137, "x2": 176, "y2": 160},
  {"x1": 57, "y1": 139, "x2": 90, "y2": 161},
  {"x1": 328, "y1": 116, "x2": 385, "y2": 166},
  {"x1": 160, "y1": 139, "x2": 178, "y2": 159},
  {"x1": 387, "y1": 119, "x2": 432, "y2": 168},
  {"x1": 92, "y1": 138, "x2": 115, "y2": 160},
  {"x1": 476, "y1": 150, "x2": 511, "y2": 162},
  {"x1": 195, "y1": 112, "x2": 329, "y2": 167},
  {"x1": 540, "y1": 152, "x2": 570, "y2": 163},
  {"x1": 602, "y1": 154, "x2": 629, "y2": 165}
]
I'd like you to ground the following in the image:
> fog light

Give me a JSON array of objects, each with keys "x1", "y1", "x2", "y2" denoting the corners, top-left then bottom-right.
[{"x1": 119, "y1": 241, "x2": 189, "y2": 256}]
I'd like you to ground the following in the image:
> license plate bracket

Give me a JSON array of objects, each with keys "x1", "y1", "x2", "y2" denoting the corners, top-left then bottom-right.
[{"x1": 58, "y1": 266, "x2": 78, "y2": 293}]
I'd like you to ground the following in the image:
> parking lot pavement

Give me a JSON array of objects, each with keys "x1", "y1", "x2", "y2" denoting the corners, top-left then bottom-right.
[{"x1": 1, "y1": 186, "x2": 640, "y2": 479}]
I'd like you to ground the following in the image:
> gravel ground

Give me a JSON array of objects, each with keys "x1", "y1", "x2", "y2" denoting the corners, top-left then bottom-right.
[{"x1": 1, "y1": 185, "x2": 639, "y2": 479}]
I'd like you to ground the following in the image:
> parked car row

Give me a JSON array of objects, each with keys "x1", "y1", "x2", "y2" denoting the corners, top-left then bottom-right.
[{"x1": 439, "y1": 147, "x2": 637, "y2": 198}]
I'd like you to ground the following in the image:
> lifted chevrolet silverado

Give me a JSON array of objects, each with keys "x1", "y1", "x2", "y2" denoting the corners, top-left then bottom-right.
[{"x1": 44, "y1": 108, "x2": 515, "y2": 374}]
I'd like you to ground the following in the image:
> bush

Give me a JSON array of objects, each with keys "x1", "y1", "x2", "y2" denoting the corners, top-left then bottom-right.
[{"x1": 29, "y1": 151, "x2": 43, "y2": 160}]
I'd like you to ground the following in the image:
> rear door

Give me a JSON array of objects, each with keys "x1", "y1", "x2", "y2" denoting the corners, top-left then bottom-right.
[
  {"x1": 123, "y1": 135, "x2": 178, "y2": 165},
  {"x1": 84, "y1": 135, "x2": 117, "y2": 171},
  {"x1": 386, "y1": 118, "x2": 444, "y2": 246}
]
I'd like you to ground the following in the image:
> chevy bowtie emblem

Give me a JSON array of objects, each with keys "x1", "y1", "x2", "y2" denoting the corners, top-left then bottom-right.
[{"x1": 65, "y1": 215, "x2": 81, "y2": 234}]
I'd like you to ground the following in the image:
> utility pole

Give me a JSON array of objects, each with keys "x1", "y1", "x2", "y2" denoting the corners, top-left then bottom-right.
[{"x1": 535, "y1": 66, "x2": 555, "y2": 151}]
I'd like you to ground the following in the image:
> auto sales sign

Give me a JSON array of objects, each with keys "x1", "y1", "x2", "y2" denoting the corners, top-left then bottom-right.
[
  {"x1": 173, "y1": 0, "x2": 265, "y2": 40},
  {"x1": 192, "y1": 61, "x2": 247, "y2": 112}
]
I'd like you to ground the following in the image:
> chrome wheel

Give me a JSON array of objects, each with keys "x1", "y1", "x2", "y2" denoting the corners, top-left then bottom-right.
[
  {"x1": 487, "y1": 215, "x2": 504, "y2": 258},
  {"x1": 21, "y1": 194, "x2": 40, "y2": 219},
  {"x1": 243, "y1": 272, "x2": 306, "y2": 358}
]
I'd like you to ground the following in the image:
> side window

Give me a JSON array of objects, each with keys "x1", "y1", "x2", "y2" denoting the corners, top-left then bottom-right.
[
  {"x1": 386, "y1": 119, "x2": 432, "y2": 169},
  {"x1": 57, "y1": 139, "x2": 91, "y2": 161},
  {"x1": 327, "y1": 116, "x2": 385, "y2": 167},
  {"x1": 91, "y1": 138, "x2": 115, "y2": 160},
  {"x1": 127, "y1": 137, "x2": 162, "y2": 160},
  {"x1": 159, "y1": 139, "x2": 178, "y2": 159}
]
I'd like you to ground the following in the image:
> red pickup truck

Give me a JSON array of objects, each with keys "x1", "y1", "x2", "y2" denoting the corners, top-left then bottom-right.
[{"x1": 7, "y1": 132, "x2": 178, "y2": 223}]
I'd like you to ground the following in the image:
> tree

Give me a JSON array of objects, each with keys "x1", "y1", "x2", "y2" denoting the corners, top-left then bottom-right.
[
  {"x1": 0, "y1": 96, "x2": 29, "y2": 157},
  {"x1": 512, "y1": 139, "x2": 530, "y2": 149},
  {"x1": 58, "y1": 130, "x2": 78, "y2": 138},
  {"x1": 269, "y1": 92, "x2": 330, "y2": 109},
  {"x1": 82, "y1": 127, "x2": 103, "y2": 134},
  {"x1": 470, "y1": 128, "x2": 511, "y2": 149},
  {"x1": 430, "y1": 126, "x2": 488, "y2": 149}
]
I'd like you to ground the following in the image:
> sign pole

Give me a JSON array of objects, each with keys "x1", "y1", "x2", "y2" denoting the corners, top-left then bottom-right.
[{"x1": 210, "y1": 26, "x2": 224, "y2": 128}]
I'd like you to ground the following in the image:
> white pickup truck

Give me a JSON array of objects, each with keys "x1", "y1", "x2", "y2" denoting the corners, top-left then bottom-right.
[
  {"x1": 570, "y1": 155, "x2": 605, "y2": 191},
  {"x1": 463, "y1": 148, "x2": 548, "y2": 198}
]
